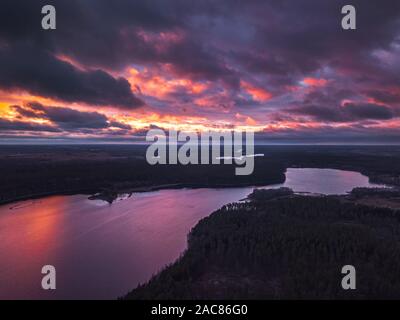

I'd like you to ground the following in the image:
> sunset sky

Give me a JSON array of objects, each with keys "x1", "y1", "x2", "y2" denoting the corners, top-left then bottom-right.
[{"x1": 0, "y1": 0, "x2": 400, "y2": 143}]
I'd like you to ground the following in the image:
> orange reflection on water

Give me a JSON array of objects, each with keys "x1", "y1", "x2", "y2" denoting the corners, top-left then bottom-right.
[
  {"x1": 22, "y1": 197, "x2": 67, "y2": 250},
  {"x1": 0, "y1": 196, "x2": 68, "y2": 299}
]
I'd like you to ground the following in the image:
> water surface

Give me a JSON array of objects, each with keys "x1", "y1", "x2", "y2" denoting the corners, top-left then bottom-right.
[
  {"x1": 277, "y1": 168, "x2": 382, "y2": 195},
  {"x1": 0, "y1": 168, "x2": 383, "y2": 299}
]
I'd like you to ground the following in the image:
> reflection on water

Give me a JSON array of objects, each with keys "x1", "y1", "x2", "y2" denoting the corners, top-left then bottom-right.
[
  {"x1": 276, "y1": 168, "x2": 383, "y2": 195},
  {"x1": 0, "y1": 188, "x2": 253, "y2": 299},
  {"x1": 0, "y1": 168, "x2": 383, "y2": 299}
]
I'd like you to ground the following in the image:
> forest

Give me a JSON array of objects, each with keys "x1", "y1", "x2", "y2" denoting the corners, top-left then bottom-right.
[
  {"x1": 125, "y1": 189, "x2": 400, "y2": 299},
  {"x1": 0, "y1": 144, "x2": 285, "y2": 204},
  {"x1": 1, "y1": 144, "x2": 400, "y2": 204}
]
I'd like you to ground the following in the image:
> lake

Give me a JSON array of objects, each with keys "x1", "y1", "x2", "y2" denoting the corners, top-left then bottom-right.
[{"x1": 0, "y1": 168, "x2": 383, "y2": 299}]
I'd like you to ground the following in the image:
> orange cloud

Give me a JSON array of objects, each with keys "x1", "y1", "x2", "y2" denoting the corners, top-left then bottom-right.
[
  {"x1": 55, "y1": 54, "x2": 88, "y2": 71},
  {"x1": 235, "y1": 113, "x2": 258, "y2": 126},
  {"x1": 240, "y1": 81, "x2": 272, "y2": 102},
  {"x1": 136, "y1": 30, "x2": 185, "y2": 54},
  {"x1": 127, "y1": 67, "x2": 208, "y2": 99},
  {"x1": 302, "y1": 77, "x2": 328, "y2": 87}
]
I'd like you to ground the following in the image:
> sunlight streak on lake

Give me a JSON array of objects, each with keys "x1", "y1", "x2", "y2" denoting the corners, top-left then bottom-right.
[{"x1": 0, "y1": 168, "x2": 383, "y2": 299}]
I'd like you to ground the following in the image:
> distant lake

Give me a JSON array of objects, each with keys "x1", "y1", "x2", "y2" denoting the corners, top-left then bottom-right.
[
  {"x1": 275, "y1": 168, "x2": 384, "y2": 195},
  {"x1": 0, "y1": 168, "x2": 383, "y2": 299}
]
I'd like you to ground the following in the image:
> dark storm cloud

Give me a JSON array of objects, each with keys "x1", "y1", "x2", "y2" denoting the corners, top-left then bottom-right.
[
  {"x1": 344, "y1": 102, "x2": 394, "y2": 120},
  {"x1": 225, "y1": 0, "x2": 399, "y2": 95},
  {"x1": 109, "y1": 121, "x2": 132, "y2": 130},
  {"x1": 366, "y1": 90, "x2": 400, "y2": 105},
  {"x1": 291, "y1": 105, "x2": 345, "y2": 122},
  {"x1": 256, "y1": 125, "x2": 400, "y2": 144},
  {"x1": 1, "y1": 0, "x2": 399, "y2": 94},
  {"x1": 1, "y1": 0, "x2": 400, "y2": 143},
  {"x1": 303, "y1": 89, "x2": 356, "y2": 108},
  {"x1": 12, "y1": 103, "x2": 114, "y2": 130},
  {"x1": 0, "y1": 0, "x2": 238, "y2": 88},
  {"x1": 0, "y1": 0, "x2": 177, "y2": 44},
  {"x1": 11, "y1": 102, "x2": 134, "y2": 134},
  {"x1": 11, "y1": 105, "x2": 39, "y2": 119},
  {"x1": 53, "y1": 0, "x2": 237, "y2": 85},
  {"x1": 28, "y1": 103, "x2": 110, "y2": 129},
  {"x1": 291, "y1": 102, "x2": 395, "y2": 122},
  {"x1": 234, "y1": 0, "x2": 400, "y2": 71},
  {"x1": 0, "y1": 118, "x2": 60, "y2": 132},
  {"x1": 288, "y1": 84, "x2": 397, "y2": 122},
  {"x1": 0, "y1": 45, "x2": 143, "y2": 109}
]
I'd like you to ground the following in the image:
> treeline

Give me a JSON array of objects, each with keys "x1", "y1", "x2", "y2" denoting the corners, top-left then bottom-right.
[
  {"x1": 125, "y1": 194, "x2": 400, "y2": 299},
  {"x1": 350, "y1": 187, "x2": 400, "y2": 198},
  {"x1": 3, "y1": 144, "x2": 400, "y2": 204},
  {"x1": 263, "y1": 145, "x2": 400, "y2": 186},
  {"x1": 0, "y1": 145, "x2": 285, "y2": 204},
  {"x1": 247, "y1": 187, "x2": 293, "y2": 201}
]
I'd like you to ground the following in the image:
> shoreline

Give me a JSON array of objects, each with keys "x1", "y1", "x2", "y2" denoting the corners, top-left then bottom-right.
[
  {"x1": 124, "y1": 189, "x2": 400, "y2": 300},
  {"x1": 0, "y1": 180, "x2": 280, "y2": 206},
  {"x1": 1, "y1": 165, "x2": 397, "y2": 206},
  {"x1": 1, "y1": 168, "x2": 396, "y2": 206}
]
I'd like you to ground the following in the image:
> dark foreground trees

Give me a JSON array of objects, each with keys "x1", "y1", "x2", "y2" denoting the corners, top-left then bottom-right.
[{"x1": 125, "y1": 193, "x2": 400, "y2": 299}]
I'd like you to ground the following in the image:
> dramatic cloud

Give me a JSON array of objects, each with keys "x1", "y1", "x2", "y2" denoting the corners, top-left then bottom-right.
[
  {"x1": 0, "y1": 0, "x2": 400, "y2": 142},
  {"x1": 0, "y1": 46, "x2": 143, "y2": 109},
  {"x1": 11, "y1": 103, "x2": 131, "y2": 132},
  {"x1": 0, "y1": 118, "x2": 60, "y2": 132},
  {"x1": 22, "y1": 103, "x2": 110, "y2": 129},
  {"x1": 291, "y1": 102, "x2": 395, "y2": 122},
  {"x1": 366, "y1": 90, "x2": 400, "y2": 105},
  {"x1": 344, "y1": 102, "x2": 394, "y2": 120}
]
